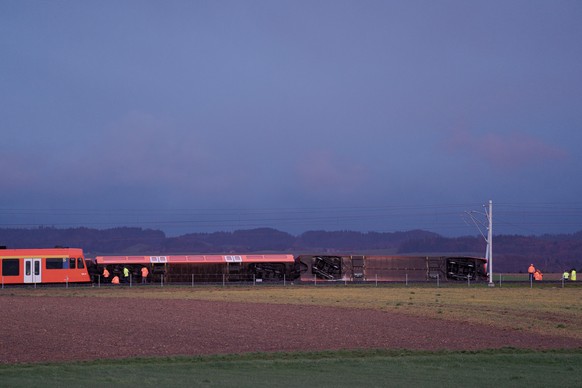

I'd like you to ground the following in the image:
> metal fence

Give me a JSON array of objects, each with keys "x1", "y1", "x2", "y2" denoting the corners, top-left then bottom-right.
[{"x1": 2, "y1": 273, "x2": 579, "y2": 289}]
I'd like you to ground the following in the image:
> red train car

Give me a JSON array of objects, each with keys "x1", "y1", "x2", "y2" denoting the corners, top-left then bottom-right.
[
  {"x1": 93, "y1": 254, "x2": 299, "y2": 283},
  {"x1": 0, "y1": 247, "x2": 91, "y2": 285}
]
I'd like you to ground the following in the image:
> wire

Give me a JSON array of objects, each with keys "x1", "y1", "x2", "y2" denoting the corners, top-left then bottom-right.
[{"x1": 0, "y1": 202, "x2": 580, "y2": 236}]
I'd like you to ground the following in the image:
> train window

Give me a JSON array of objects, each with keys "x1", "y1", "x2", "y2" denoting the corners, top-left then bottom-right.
[
  {"x1": 2, "y1": 259, "x2": 19, "y2": 276},
  {"x1": 77, "y1": 258, "x2": 85, "y2": 269},
  {"x1": 26, "y1": 261, "x2": 31, "y2": 276},
  {"x1": 46, "y1": 258, "x2": 65, "y2": 269},
  {"x1": 34, "y1": 261, "x2": 40, "y2": 276},
  {"x1": 69, "y1": 258, "x2": 76, "y2": 269}
]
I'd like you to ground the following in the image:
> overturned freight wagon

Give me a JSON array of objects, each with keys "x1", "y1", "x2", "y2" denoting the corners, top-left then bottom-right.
[{"x1": 298, "y1": 255, "x2": 487, "y2": 282}]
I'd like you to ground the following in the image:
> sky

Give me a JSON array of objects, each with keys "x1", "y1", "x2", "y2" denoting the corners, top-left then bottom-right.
[{"x1": 1, "y1": 0, "x2": 582, "y2": 237}]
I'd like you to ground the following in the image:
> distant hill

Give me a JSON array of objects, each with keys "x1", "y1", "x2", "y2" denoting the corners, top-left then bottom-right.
[{"x1": 1, "y1": 227, "x2": 581, "y2": 273}]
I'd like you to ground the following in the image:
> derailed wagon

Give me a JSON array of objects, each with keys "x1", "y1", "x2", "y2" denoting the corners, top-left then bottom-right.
[
  {"x1": 298, "y1": 255, "x2": 488, "y2": 282},
  {"x1": 92, "y1": 254, "x2": 301, "y2": 283},
  {"x1": 91, "y1": 253, "x2": 487, "y2": 284}
]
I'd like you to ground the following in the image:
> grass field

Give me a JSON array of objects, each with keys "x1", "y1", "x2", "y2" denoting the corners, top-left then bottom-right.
[
  {"x1": 2, "y1": 284, "x2": 582, "y2": 387},
  {"x1": 1, "y1": 349, "x2": 581, "y2": 387}
]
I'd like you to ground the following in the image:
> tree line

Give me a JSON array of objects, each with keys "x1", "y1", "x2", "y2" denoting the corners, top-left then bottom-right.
[{"x1": 1, "y1": 226, "x2": 581, "y2": 272}]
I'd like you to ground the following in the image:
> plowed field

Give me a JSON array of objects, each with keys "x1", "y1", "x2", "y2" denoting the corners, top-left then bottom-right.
[{"x1": 2, "y1": 295, "x2": 581, "y2": 364}]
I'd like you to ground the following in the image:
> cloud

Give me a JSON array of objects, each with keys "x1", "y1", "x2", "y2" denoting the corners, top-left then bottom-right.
[
  {"x1": 80, "y1": 111, "x2": 222, "y2": 189},
  {"x1": 0, "y1": 152, "x2": 44, "y2": 189},
  {"x1": 444, "y1": 127, "x2": 569, "y2": 169},
  {"x1": 295, "y1": 149, "x2": 369, "y2": 195}
]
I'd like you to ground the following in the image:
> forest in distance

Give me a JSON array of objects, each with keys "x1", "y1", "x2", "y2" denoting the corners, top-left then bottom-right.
[{"x1": 1, "y1": 226, "x2": 581, "y2": 273}]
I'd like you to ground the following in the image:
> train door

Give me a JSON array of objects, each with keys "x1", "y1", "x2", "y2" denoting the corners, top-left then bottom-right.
[{"x1": 24, "y1": 258, "x2": 42, "y2": 283}]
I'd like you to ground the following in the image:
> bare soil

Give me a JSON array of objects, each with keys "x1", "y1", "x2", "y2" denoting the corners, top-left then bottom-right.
[{"x1": 1, "y1": 296, "x2": 581, "y2": 364}]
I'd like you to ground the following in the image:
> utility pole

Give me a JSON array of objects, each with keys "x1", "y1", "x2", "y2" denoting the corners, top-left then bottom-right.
[
  {"x1": 485, "y1": 200, "x2": 494, "y2": 287},
  {"x1": 465, "y1": 200, "x2": 494, "y2": 287}
]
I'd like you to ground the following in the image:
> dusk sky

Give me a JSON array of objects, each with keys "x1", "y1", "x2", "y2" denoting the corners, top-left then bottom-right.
[{"x1": 2, "y1": 1, "x2": 582, "y2": 237}]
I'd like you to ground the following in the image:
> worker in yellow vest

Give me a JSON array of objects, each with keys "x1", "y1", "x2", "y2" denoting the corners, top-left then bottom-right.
[{"x1": 571, "y1": 269, "x2": 577, "y2": 281}]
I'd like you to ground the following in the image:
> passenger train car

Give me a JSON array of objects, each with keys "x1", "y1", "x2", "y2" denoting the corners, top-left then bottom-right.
[
  {"x1": 91, "y1": 253, "x2": 298, "y2": 283},
  {"x1": 298, "y1": 254, "x2": 487, "y2": 282},
  {"x1": 0, "y1": 247, "x2": 91, "y2": 285}
]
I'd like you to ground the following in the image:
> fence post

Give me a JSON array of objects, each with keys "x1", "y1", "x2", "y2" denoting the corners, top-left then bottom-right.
[
  {"x1": 437, "y1": 274, "x2": 440, "y2": 288},
  {"x1": 253, "y1": 274, "x2": 256, "y2": 286},
  {"x1": 284, "y1": 274, "x2": 286, "y2": 286},
  {"x1": 66, "y1": 277, "x2": 69, "y2": 289},
  {"x1": 314, "y1": 274, "x2": 317, "y2": 286},
  {"x1": 192, "y1": 274, "x2": 194, "y2": 288},
  {"x1": 406, "y1": 273, "x2": 408, "y2": 286},
  {"x1": 467, "y1": 275, "x2": 470, "y2": 287},
  {"x1": 130, "y1": 273, "x2": 132, "y2": 288},
  {"x1": 223, "y1": 274, "x2": 225, "y2": 287},
  {"x1": 499, "y1": 273, "x2": 502, "y2": 287},
  {"x1": 375, "y1": 274, "x2": 378, "y2": 287},
  {"x1": 161, "y1": 274, "x2": 164, "y2": 287}
]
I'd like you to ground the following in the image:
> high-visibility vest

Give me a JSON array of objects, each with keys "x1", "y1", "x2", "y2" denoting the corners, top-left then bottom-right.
[
  {"x1": 571, "y1": 270, "x2": 577, "y2": 281},
  {"x1": 103, "y1": 268, "x2": 110, "y2": 278},
  {"x1": 123, "y1": 268, "x2": 129, "y2": 277},
  {"x1": 111, "y1": 276, "x2": 120, "y2": 284},
  {"x1": 563, "y1": 272, "x2": 569, "y2": 280},
  {"x1": 141, "y1": 267, "x2": 149, "y2": 277},
  {"x1": 528, "y1": 265, "x2": 535, "y2": 274}
]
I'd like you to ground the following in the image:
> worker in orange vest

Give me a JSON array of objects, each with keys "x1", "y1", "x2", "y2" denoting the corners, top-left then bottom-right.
[
  {"x1": 111, "y1": 275, "x2": 120, "y2": 284},
  {"x1": 534, "y1": 269, "x2": 543, "y2": 281},
  {"x1": 141, "y1": 266, "x2": 149, "y2": 284},
  {"x1": 528, "y1": 264, "x2": 536, "y2": 282},
  {"x1": 102, "y1": 267, "x2": 110, "y2": 283}
]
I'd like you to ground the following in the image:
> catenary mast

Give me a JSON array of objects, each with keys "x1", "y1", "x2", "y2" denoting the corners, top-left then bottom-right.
[{"x1": 485, "y1": 200, "x2": 493, "y2": 287}]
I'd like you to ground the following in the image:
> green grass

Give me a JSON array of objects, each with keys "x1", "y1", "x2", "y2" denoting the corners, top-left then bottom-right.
[{"x1": 1, "y1": 349, "x2": 581, "y2": 387}]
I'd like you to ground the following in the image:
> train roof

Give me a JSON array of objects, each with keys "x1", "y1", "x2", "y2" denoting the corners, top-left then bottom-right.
[
  {"x1": 95, "y1": 254, "x2": 295, "y2": 265},
  {"x1": 0, "y1": 247, "x2": 84, "y2": 258}
]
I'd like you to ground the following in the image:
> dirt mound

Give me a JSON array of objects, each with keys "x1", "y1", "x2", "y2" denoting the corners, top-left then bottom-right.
[{"x1": 1, "y1": 296, "x2": 580, "y2": 364}]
